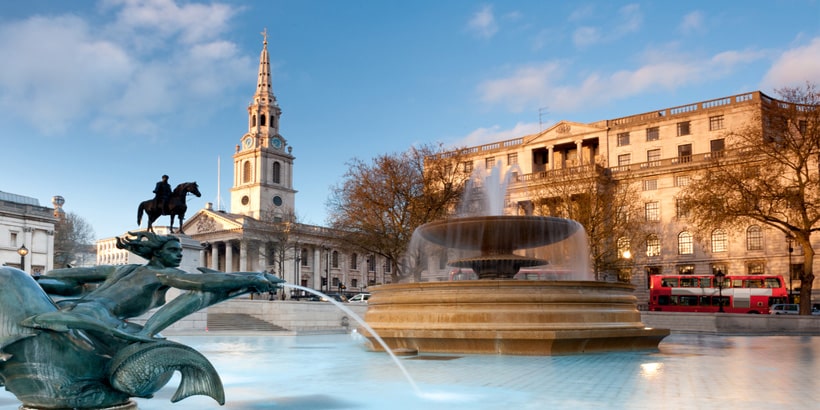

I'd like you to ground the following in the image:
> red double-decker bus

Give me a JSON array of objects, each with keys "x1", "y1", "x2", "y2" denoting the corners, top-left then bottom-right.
[{"x1": 649, "y1": 274, "x2": 788, "y2": 314}]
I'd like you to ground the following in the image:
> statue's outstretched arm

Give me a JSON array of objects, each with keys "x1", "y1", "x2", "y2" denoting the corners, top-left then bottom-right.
[{"x1": 37, "y1": 265, "x2": 120, "y2": 296}]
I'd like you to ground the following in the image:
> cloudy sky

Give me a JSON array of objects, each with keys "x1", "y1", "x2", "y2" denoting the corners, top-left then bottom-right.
[{"x1": 1, "y1": 0, "x2": 819, "y2": 240}]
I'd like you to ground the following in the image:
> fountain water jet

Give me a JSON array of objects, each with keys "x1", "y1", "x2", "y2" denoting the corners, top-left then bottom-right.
[{"x1": 360, "y1": 163, "x2": 669, "y2": 355}]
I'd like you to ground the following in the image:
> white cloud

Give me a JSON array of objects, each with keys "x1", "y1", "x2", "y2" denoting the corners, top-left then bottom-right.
[
  {"x1": 573, "y1": 27, "x2": 600, "y2": 48},
  {"x1": 761, "y1": 37, "x2": 820, "y2": 91},
  {"x1": 0, "y1": 0, "x2": 251, "y2": 137},
  {"x1": 571, "y1": 4, "x2": 641, "y2": 48},
  {"x1": 679, "y1": 11, "x2": 705, "y2": 34},
  {"x1": 467, "y1": 5, "x2": 498, "y2": 39},
  {"x1": 478, "y1": 46, "x2": 768, "y2": 113}
]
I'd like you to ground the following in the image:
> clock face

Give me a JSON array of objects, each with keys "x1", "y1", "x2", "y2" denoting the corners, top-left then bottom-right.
[
  {"x1": 272, "y1": 137, "x2": 282, "y2": 149},
  {"x1": 243, "y1": 137, "x2": 253, "y2": 149}
]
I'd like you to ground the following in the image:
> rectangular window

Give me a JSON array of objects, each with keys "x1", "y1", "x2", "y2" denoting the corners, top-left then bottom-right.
[
  {"x1": 677, "y1": 264, "x2": 695, "y2": 275},
  {"x1": 709, "y1": 115, "x2": 724, "y2": 131},
  {"x1": 647, "y1": 149, "x2": 661, "y2": 163},
  {"x1": 10, "y1": 232, "x2": 17, "y2": 248},
  {"x1": 747, "y1": 262, "x2": 764, "y2": 275},
  {"x1": 710, "y1": 138, "x2": 725, "y2": 153},
  {"x1": 678, "y1": 144, "x2": 692, "y2": 163},
  {"x1": 646, "y1": 127, "x2": 659, "y2": 141},
  {"x1": 677, "y1": 121, "x2": 691, "y2": 136},
  {"x1": 799, "y1": 120, "x2": 808, "y2": 135},
  {"x1": 646, "y1": 236, "x2": 661, "y2": 257},
  {"x1": 617, "y1": 132, "x2": 630, "y2": 146},
  {"x1": 676, "y1": 198, "x2": 689, "y2": 218},
  {"x1": 618, "y1": 154, "x2": 631, "y2": 167},
  {"x1": 645, "y1": 202, "x2": 660, "y2": 222},
  {"x1": 485, "y1": 157, "x2": 495, "y2": 169},
  {"x1": 675, "y1": 175, "x2": 691, "y2": 187},
  {"x1": 507, "y1": 153, "x2": 518, "y2": 166},
  {"x1": 643, "y1": 179, "x2": 658, "y2": 191},
  {"x1": 462, "y1": 161, "x2": 473, "y2": 173}
]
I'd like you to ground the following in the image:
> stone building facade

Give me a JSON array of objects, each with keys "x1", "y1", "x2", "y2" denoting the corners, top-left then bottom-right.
[
  {"x1": 0, "y1": 191, "x2": 56, "y2": 275},
  {"x1": 446, "y1": 91, "x2": 813, "y2": 304}
]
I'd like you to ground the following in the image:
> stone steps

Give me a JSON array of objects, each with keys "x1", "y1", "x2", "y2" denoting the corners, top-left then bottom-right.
[{"x1": 206, "y1": 313, "x2": 288, "y2": 332}]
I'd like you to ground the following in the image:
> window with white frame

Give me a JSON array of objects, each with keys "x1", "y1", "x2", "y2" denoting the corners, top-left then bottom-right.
[
  {"x1": 678, "y1": 232, "x2": 694, "y2": 255},
  {"x1": 711, "y1": 229, "x2": 727, "y2": 253},
  {"x1": 646, "y1": 234, "x2": 660, "y2": 257},
  {"x1": 676, "y1": 121, "x2": 691, "y2": 136},
  {"x1": 645, "y1": 202, "x2": 660, "y2": 221},
  {"x1": 675, "y1": 175, "x2": 691, "y2": 187},
  {"x1": 507, "y1": 153, "x2": 518, "y2": 166},
  {"x1": 643, "y1": 179, "x2": 658, "y2": 191},
  {"x1": 746, "y1": 226, "x2": 763, "y2": 250},
  {"x1": 618, "y1": 154, "x2": 631, "y2": 167},
  {"x1": 647, "y1": 149, "x2": 661, "y2": 163},
  {"x1": 485, "y1": 157, "x2": 495, "y2": 169}
]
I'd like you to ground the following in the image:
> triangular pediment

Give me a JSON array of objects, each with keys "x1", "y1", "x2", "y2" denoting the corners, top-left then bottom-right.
[
  {"x1": 524, "y1": 120, "x2": 607, "y2": 145},
  {"x1": 182, "y1": 208, "x2": 245, "y2": 235}
]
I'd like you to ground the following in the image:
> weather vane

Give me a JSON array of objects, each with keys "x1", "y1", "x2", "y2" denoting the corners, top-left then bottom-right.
[{"x1": 261, "y1": 28, "x2": 268, "y2": 45}]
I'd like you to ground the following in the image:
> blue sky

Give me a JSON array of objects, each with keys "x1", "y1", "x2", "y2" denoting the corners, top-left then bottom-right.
[{"x1": 1, "y1": 0, "x2": 819, "y2": 240}]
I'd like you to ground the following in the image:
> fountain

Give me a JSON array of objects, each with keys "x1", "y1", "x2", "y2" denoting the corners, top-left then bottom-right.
[{"x1": 360, "y1": 164, "x2": 669, "y2": 355}]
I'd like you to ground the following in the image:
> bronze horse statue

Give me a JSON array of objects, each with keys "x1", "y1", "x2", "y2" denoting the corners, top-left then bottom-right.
[{"x1": 138, "y1": 182, "x2": 201, "y2": 233}]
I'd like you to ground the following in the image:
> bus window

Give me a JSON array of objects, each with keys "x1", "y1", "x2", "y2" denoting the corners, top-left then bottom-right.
[
  {"x1": 699, "y1": 278, "x2": 711, "y2": 288},
  {"x1": 746, "y1": 279, "x2": 764, "y2": 288},
  {"x1": 679, "y1": 296, "x2": 698, "y2": 306},
  {"x1": 698, "y1": 296, "x2": 711, "y2": 306},
  {"x1": 732, "y1": 279, "x2": 743, "y2": 288},
  {"x1": 657, "y1": 295, "x2": 671, "y2": 305},
  {"x1": 680, "y1": 277, "x2": 697, "y2": 287},
  {"x1": 662, "y1": 278, "x2": 679, "y2": 287},
  {"x1": 765, "y1": 278, "x2": 781, "y2": 288}
]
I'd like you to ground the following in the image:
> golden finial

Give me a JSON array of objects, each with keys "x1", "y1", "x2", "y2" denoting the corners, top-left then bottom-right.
[{"x1": 261, "y1": 28, "x2": 268, "y2": 45}]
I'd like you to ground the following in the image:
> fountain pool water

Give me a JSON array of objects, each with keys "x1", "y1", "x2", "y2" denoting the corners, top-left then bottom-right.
[{"x1": 1, "y1": 332, "x2": 813, "y2": 410}]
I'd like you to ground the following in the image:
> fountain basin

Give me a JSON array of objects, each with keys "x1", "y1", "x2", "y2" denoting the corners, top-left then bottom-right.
[{"x1": 360, "y1": 281, "x2": 669, "y2": 355}]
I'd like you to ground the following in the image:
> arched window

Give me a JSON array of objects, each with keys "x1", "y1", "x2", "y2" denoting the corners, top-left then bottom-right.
[
  {"x1": 260, "y1": 114, "x2": 267, "y2": 126},
  {"x1": 273, "y1": 162, "x2": 281, "y2": 184},
  {"x1": 252, "y1": 115, "x2": 256, "y2": 127},
  {"x1": 332, "y1": 251, "x2": 339, "y2": 268},
  {"x1": 242, "y1": 161, "x2": 252, "y2": 183},
  {"x1": 746, "y1": 226, "x2": 763, "y2": 250},
  {"x1": 678, "y1": 231, "x2": 693, "y2": 255},
  {"x1": 711, "y1": 229, "x2": 728, "y2": 253}
]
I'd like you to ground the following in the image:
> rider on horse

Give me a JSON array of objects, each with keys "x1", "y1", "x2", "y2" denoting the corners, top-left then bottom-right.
[{"x1": 153, "y1": 175, "x2": 172, "y2": 214}]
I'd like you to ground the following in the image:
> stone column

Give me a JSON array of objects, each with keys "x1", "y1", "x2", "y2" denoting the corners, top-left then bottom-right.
[
  {"x1": 239, "y1": 240, "x2": 247, "y2": 272},
  {"x1": 210, "y1": 242, "x2": 219, "y2": 271},
  {"x1": 199, "y1": 246, "x2": 207, "y2": 269},
  {"x1": 575, "y1": 140, "x2": 583, "y2": 165},
  {"x1": 547, "y1": 145, "x2": 554, "y2": 170},
  {"x1": 258, "y1": 241, "x2": 267, "y2": 272},
  {"x1": 225, "y1": 242, "x2": 234, "y2": 273}
]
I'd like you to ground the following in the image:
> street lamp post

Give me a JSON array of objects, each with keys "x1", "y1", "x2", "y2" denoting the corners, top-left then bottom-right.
[
  {"x1": 786, "y1": 234, "x2": 794, "y2": 304},
  {"x1": 714, "y1": 269, "x2": 726, "y2": 313},
  {"x1": 17, "y1": 245, "x2": 28, "y2": 273}
]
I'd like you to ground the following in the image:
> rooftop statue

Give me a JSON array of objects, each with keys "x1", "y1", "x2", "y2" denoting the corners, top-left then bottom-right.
[{"x1": 0, "y1": 231, "x2": 283, "y2": 409}]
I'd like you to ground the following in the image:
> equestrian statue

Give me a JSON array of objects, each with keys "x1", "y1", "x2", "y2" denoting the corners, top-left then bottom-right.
[
  {"x1": 138, "y1": 178, "x2": 201, "y2": 234},
  {"x1": 0, "y1": 231, "x2": 284, "y2": 409}
]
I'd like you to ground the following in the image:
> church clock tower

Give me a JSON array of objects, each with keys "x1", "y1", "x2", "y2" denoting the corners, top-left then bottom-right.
[{"x1": 231, "y1": 30, "x2": 296, "y2": 221}]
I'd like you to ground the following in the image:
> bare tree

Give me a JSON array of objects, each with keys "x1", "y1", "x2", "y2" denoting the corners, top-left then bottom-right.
[
  {"x1": 53, "y1": 212, "x2": 95, "y2": 268},
  {"x1": 680, "y1": 83, "x2": 820, "y2": 314},
  {"x1": 327, "y1": 143, "x2": 471, "y2": 282},
  {"x1": 529, "y1": 163, "x2": 648, "y2": 280}
]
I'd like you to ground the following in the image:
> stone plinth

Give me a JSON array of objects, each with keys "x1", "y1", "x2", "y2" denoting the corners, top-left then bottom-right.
[{"x1": 360, "y1": 280, "x2": 669, "y2": 355}]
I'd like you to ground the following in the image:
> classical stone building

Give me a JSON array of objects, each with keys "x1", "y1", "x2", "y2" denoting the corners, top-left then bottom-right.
[
  {"x1": 0, "y1": 191, "x2": 56, "y2": 275},
  {"x1": 446, "y1": 91, "x2": 813, "y2": 305},
  {"x1": 182, "y1": 35, "x2": 390, "y2": 297}
]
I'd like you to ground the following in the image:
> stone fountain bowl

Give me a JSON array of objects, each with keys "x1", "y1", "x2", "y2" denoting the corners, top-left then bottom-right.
[
  {"x1": 360, "y1": 280, "x2": 670, "y2": 355},
  {"x1": 417, "y1": 215, "x2": 579, "y2": 254}
]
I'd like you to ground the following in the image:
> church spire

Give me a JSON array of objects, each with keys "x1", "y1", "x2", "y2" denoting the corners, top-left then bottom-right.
[
  {"x1": 254, "y1": 28, "x2": 276, "y2": 107},
  {"x1": 247, "y1": 28, "x2": 282, "y2": 139}
]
